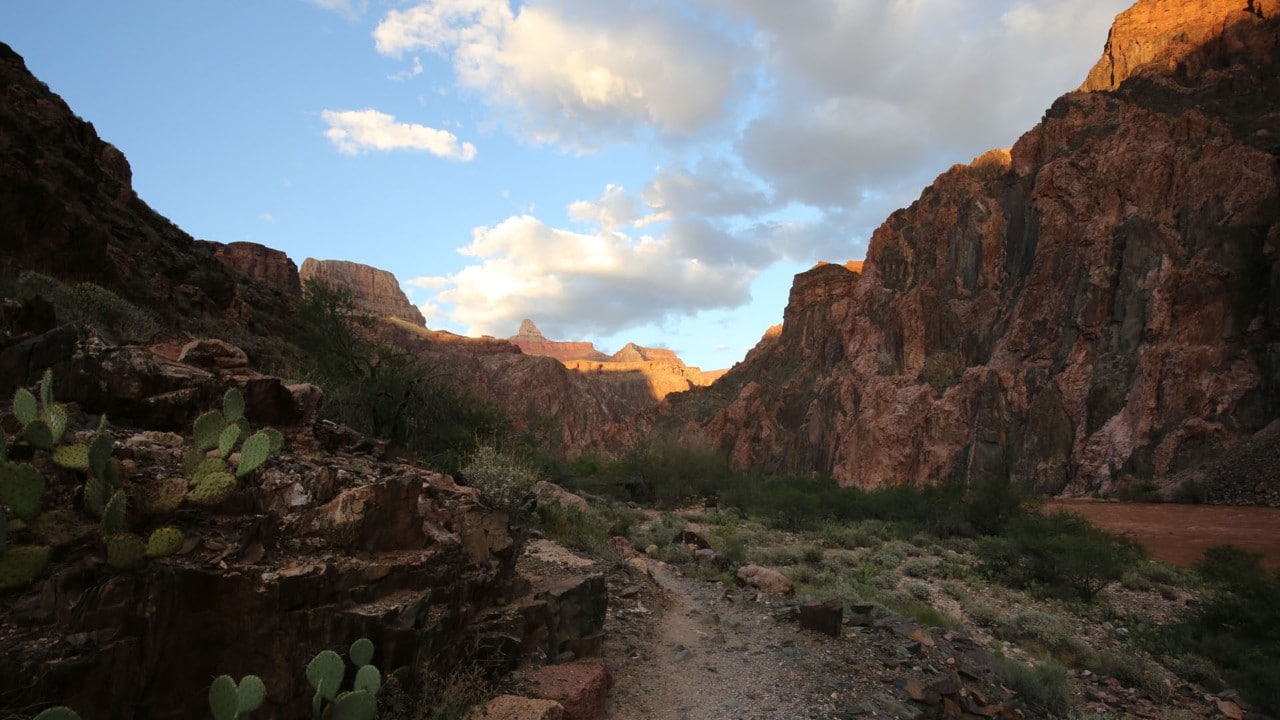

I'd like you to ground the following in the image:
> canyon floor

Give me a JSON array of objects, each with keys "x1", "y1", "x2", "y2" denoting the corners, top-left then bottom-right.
[{"x1": 520, "y1": 505, "x2": 1266, "y2": 720}]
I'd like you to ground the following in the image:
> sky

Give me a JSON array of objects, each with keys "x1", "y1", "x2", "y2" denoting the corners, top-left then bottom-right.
[{"x1": 0, "y1": 0, "x2": 1131, "y2": 370}]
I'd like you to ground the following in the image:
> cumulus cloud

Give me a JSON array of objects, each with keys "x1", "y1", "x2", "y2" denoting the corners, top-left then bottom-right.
[
  {"x1": 567, "y1": 184, "x2": 645, "y2": 232},
  {"x1": 372, "y1": 0, "x2": 748, "y2": 145},
  {"x1": 642, "y1": 158, "x2": 774, "y2": 218},
  {"x1": 716, "y1": 0, "x2": 1128, "y2": 210},
  {"x1": 321, "y1": 109, "x2": 477, "y2": 160},
  {"x1": 417, "y1": 214, "x2": 756, "y2": 338},
  {"x1": 388, "y1": 56, "x2": 424, "y2": 82}
]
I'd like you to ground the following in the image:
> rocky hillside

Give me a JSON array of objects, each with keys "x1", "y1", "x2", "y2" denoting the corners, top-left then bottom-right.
[
  {"x1": 655, "y1": 0, "x2": 1280, "y2": 499},
  {"x1": 0, "y1": 44, "x2": 289, "y2": 331}
]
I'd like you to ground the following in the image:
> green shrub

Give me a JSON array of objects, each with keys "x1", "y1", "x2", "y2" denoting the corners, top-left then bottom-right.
[
  {"x1": 1087, "y1": 649, "x2": 1171, "y2": 702},
  {"x1": 977, "y1": 511, "x2": 1144, "y2": 601},
  {"x1": 460, "y1": 446, "x2": 540, "y2": 516},
  {"x1": 535, "y1": 504, "x2": 616, "y2": 559},
  {"x1": 903, "y1": 581, "x2": 932, "y2": 601},
  {"x1": 9, "y1": 271, "x2": 160, "y2": 342},
  {"x1": 994, "y1": 657, "x2": 1073, "y2": 716},
  {"x1": 901, "y1": 557, "x2": 931, "y2": 578}
]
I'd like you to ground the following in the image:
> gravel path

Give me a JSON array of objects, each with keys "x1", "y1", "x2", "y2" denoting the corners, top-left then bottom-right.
[{"x1": 604, "y1": 561, "x2": 896, "y2": 720}]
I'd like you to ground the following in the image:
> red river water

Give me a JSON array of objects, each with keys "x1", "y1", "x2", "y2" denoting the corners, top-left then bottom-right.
[{"x1": 1046, "y1": 500, "x2": 1280, "y2": 572}]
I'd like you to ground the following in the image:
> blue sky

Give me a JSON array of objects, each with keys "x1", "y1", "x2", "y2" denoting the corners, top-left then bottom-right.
[{"x1": 0, "y1": 0, "x2": 1129, "y2": 370}]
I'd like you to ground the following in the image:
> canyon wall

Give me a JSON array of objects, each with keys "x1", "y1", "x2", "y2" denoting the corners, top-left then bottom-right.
[
  {"x1": 299, "y1": 258, "x2": 427, "y2": 327},
  {"x1": 657, "y1": 0, "x2": 1280, "y2": 499}
]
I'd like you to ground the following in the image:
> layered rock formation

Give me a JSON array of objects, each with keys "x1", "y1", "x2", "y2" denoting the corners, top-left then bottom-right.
[
  {"x1": 657, "y1": 0, "x2": 1280, "y2": 499},
  {"x1": 0, "y1": 43, "x2": 288, "y2": 329},
  {"x1": 510, "y1": 319, "x2": 610, "y2": 362},
  {"x1": 299, "y1": 258, "x2": 426, "y2": 327},
  {"x1": 212, "y1": 241, "x2": 301, "y2": 297},
  {"x1": 509, "y1": 320, "x2": 724, "y2": 403}
]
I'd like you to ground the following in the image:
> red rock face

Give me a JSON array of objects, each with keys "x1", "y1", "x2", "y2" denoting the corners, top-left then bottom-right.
[
  {"x1": 213, "y1": 241, "x2": 301, "y2": 297},
  {"x1": 657, "y1": 0, "x2": 1280, "y2": 499},
  {"x1": 510, "y1": 319, "x2": 611, "y2": 362},
  {"x1": 299, "y1": 258, "x2": 427, "y2": 327},
  {"x1": 0, "y1": 42, "x2": 288, "y2": 328}
]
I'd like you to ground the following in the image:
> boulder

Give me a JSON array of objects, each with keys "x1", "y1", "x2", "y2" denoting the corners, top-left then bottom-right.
[
  {"x1": 534, "y1": 481, "x2": 590, "y2": 513},
  {"x1": 524, "y1": 659, "x2": 613, "y2": 720},
  {"x1": 736, "y1": 564, "x2": 794, "y2": 595},
  {"x1": 176, "y1": 338, "x2": 248, "y2": 369},
  {"x1": 799, "y1": 598, "x2": 843, "y2": 637}
]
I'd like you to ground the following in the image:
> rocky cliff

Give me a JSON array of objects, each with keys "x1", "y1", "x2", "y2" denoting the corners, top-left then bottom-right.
[
  {"x1": 212, "y1": 241, "x2": 301, "y2": 297},
  {"x1": 0, "y1": 43, "x2": 288, "y2": 330},
  {"x1": 299, "y1": 258, "x2": 427, "y2": 327},
  {"x1": 509, "y1": 320, "x2": 725, "y2": 402},
  {"x1": 657, "y1": 0, "x2": 1280, "y2": 499}
]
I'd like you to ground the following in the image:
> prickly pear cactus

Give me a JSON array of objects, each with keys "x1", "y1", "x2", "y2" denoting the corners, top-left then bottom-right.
[
  {"x1": 188, "y1": 472, "x2": 236, "y2": 505},
  {"x1": 105, "y1": 533, "x2": 145, "y2": 569},
  {"x1": 83, "y1": 477, "x2": 109, "y2": 518},
  {"x1": 193, "y1": 411, "x2": 228, "y2": 452},
  {"x1": 353, "y1": 665, "x2": 381, "y2": 696},
  {"x1": 13, "y1": 386, "x2": 37, "y2": 425},
  {"x1": 223, "y1": 388, "x2": 246, "y2": 423},
  {"x1": 0, "y1": 544, "x2": 51, "y2": 588},
  {"x1": 236, "y1": 675, "x2": 267, "y2": 714},
  {"x1": 237, "y1": 432, "x2": 272, "y2": 477},
  {"x1": 44, "y1": 403, "x2": 68, "y2": 446},
  {"x1": 88, "y1": 433, "x2": 113, "y2": 479},
  {"x1": 218, "y1": 423, "x2": 241, "y2": 459},
  {"x1": 192, "y1": 457, "x2": 230, "y2": 486},
  {"x1": 306, "y1": 650, "x2": 345, "y2": 701},
  {"x1": 145, "y1": 526, "x2": 184, "y2": 557},
  {"x1": 331, "y1": 690, "x2": 377, "y2": 720},
  {"x1": 102, "y1": 490, "x2": 128, "y2": 534},
  {"x1": 22, "y1": 419, "x2": 55, "y2": 451},
  {"x1": 209, "y1": 674, "x2": 239, "y2": 720},
  {"x1": 52, "y1": 443, "x2": 91, "y2": 471},
  {"x1": 0, "y1": 512, "x2": 6, "y2": 554},
  {"x1": 264, "y1": 427, "x2": 285, "y2": 453},
  {"x1": 0, "y1": 461, "x2": 46, "y2": 520},
  {"x1": 349, "y1": 638, "x2": 374, "y2": 667}
]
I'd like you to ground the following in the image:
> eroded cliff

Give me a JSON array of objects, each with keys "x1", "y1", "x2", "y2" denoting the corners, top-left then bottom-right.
[{"x1": 658, "y1": 0, "x2": 1280, "y2": 500}]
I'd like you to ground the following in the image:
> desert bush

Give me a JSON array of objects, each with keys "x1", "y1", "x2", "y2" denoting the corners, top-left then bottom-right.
[
  {"x1": 8, "y1": 271, "x2": 160, "y2": 342},
  {"x1": 1087, "y1": 649, "x2": 1171, "y2": 702},
  {"x1": 963, "y1": 602, "x2": 999, "y2": 628},
  {"x1": 903, "y1": 581, "x2": 932, "y2": 601},
  {"x1": 977, "y1": 511, "x2": 1144, "y2": 601},
  {"x1": 460, "y1": 445, "x2": 540, "y2": 516},
  {"x1": 1142, "y1": 545, "x2": 1280, "y2": 715},
  {"x1": 901, "y1": 557, "x2": 931, "y2": 578},
  {"x1": 994, "y1": 657, "x2": 1073, "y2": 717},
  {"x1": 535, "y1": 504, "x2": 616, "y2": 559}
]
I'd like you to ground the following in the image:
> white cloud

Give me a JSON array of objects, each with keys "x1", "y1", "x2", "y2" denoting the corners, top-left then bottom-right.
[
  {"x1": 388, "y1": 56, "x2": 424, "y2": 82},
  {"x1": 567, "y1": 184, "x2": 644, "y2": 231},
  {"x1": 417, "y1": 212, "x2": 757, "y2": 339},
  {"x1": 259, "y1": 212, "x2": 275, "y2": 224},
  {"x1": 642, "y1": 158, "x2": 774, "y2": 218},
  {"x1": 303, "y1": 0, "x2": 368, "y2": 20},
  {"x1": 320, "y1": 109, "x2": 477, "y2": 160},
  {"x1": 372, "y1": 0, "x2": 748, "y2": 145}
]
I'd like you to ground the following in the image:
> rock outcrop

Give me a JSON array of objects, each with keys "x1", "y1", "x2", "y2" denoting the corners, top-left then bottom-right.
[
  {"x1": 0, "y1": 43, "x2": 288, "y2": 330},
  {"x1": 0, "y1": 330, "x2": 608, "y2": 719},
  {"x1": 510, "y1": 320, "x2": 724, "y2": 403},
  {"x1": 656, "y1": 0, "x2": 1280, "y2": 499},
  {"x1": 299, "y1": 258, "x2": 426, "y2": 327},
  {"x1": 212, "y1": 241, "x2": 301, "y2": 297},
  {"x1": 510, "y1": 320, "x2": 610, "y2": 362}
]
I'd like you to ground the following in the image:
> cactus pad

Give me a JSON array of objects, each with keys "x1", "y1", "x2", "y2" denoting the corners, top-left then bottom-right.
[
  {"x1": 89, "y1": 433, "x2": 113, "y2": 479},
  {"x1": 23, "y1": 420, "x2": 55, "y2": 451},
  {"x1": 332, "y1": 690, "x2": 377, "y2": 720},
  {"x1": 223, "y1": 388, "x2": 246, "y2": 423},
  {"x1": 104, "y1": 457, "x2": 126, "y2": 488},
  {"x1": 353, "y1": 665, "x2": 381, "y2": 696},
  {"x1": 83, "y1": 477, "x2": 109, "y2": 518},
  {"x1": 39, "y1": 368, "x2": 54, "y2": 409},
  {"x1": 0, "y1": 461, "x2": 46, "y2": 520},
  {"x1": 44, "y1": 404, "x2": 68, "y2": 446},
  {"x1": 192, "y1": 457, "x2": 229, "y2": 486},
  {"x1": 217, "y1": 423, "x2": 241, "y2": 459},
  {"x1": 102, "y1": 490, "x2": 128, "y2": 534},
  {"x1": 264, "y1": 427, "x2": 285, "y2": 453},
  {"x1": 33, "y1": 707, "x2": 82, "y2": 720},
  {"x1": 237, "y1": 674, "x2": 267, "y2": 713},
  {"x1": 0, "y1": 544, "x2": 51, "y2": 588},
  {"x1": 52, "y1": 443, "x2": 91, "y2": 471},
  {"x1": 237, "y1": 431, "x2": 272, "y2": 477},
  {"x1": 145, "y1": 526, "x2": 184, "y2": 557},
  {"x1": 13, "y1": 387, "x2": 37, "y2": 425},
  {"x1": 208, "y1": 674, "x2": 238, "y2": 720},
  {"x1": 193, "y1": 411, "x2": 227, "y2": 452},
  {"x1": 0, "y1": 512, "x2": 6, "y2": 554},
  {"x1": 306, "y1": 650, "x2": 345, "y2": 700},
  {"x1": 188, "y1": 472, "x2": 236, "y2": 505},
  {"x1": 105, "y1": 533, "x2": 146, "y2": 569},
  {"x1": 349, "y1": 638, "x2": 374, "y2": 667}
]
